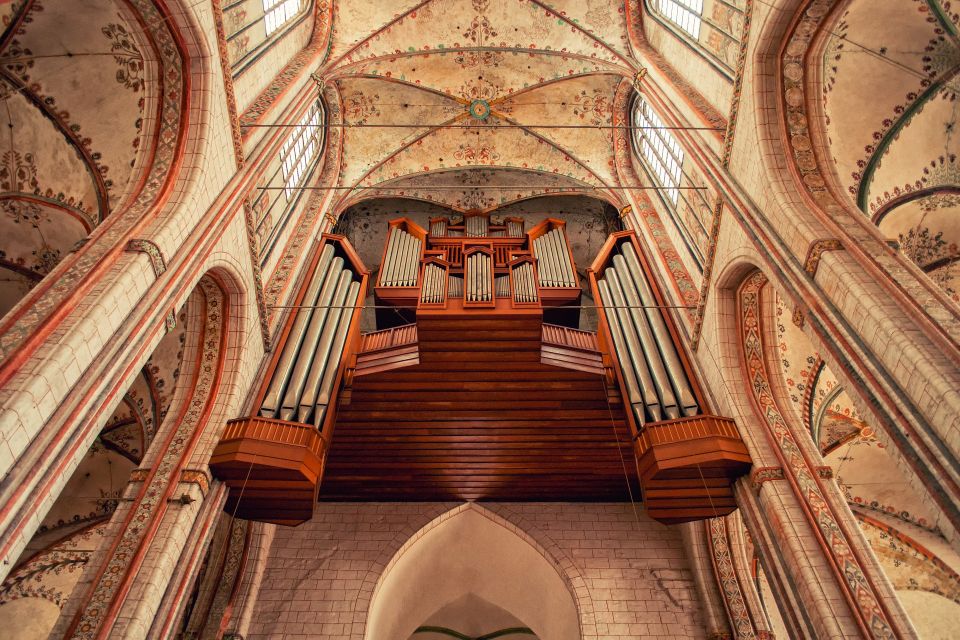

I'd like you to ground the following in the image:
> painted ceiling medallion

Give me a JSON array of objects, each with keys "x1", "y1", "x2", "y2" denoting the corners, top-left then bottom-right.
[{"x1": 469, "y1": 99, "x2": 491, "y2": 120}]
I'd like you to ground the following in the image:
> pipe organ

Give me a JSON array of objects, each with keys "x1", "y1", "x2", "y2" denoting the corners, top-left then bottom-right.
[
  {"x1": 208, "y1": 235, "x2": 368, "y2": 525},
  {"x1": 589, "y1": 232, "x2": 751, "y2": 523},
  {"x1": 208, "y1": 214, "x2": 749, "y2": 524},
  {"x1": 374, "y1": 215, "x2": 580, "y2": 312}
]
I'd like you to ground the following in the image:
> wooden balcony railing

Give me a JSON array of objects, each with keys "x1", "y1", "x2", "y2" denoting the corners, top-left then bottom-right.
[
  {"x1": 359, "y1": 324, "x2": 418, "y2": 353},
  {"x1": 634, "y1": 414, "x2": 743, "y2": 456},
  {"x1": 217, "y1": 416, "x2": 326, "y2": 456},
  {"x1": 541, "y1": 324, "x2": 600, "y2": 352},
  {"x1": 209, "y1": 416, "x2": 328, "y2": 526}
]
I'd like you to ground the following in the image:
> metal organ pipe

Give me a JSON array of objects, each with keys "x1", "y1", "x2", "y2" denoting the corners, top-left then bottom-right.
[
  {"x1": 599, "y1": 269, "x2": 664, "y2": 421},
  {"x1": 534, "y1": 234, "x2": 555, "y2": 286},
  {"x1": 380, "y1": 228, "x2": 400, "y2": 286},
  {"x1": 295, "y1": 273, "x2": 355, "y2": 422},
  {"x1": 608, "y1": 259, "x2": 679, "y2": 420},
  {"x1": 397, "y1": 232, "x2": 411, "y2": 286},
  {"x1": 597, "y1": 280, "x2": 651, "y2": 426},
  {"x1": 311, "y1": 280, "x2": 362, "y2": 428},
  {"x1": 280, "y1": 269, "x2": 352, "y2": 421},
  {"x1": 551, "y1": 229, "x2": 575, "y2": 287},
  {"x1": 259, "y1": 248, "x2": 338, "y2": 417},
  {"x1": 495, "y1": 274, "x2": 510, "y2": 298},
  {"x1": 506, "y1": 219, "x2": 524, "y2": 237},
  {"x1": 597, "y1": 241, "x2": 701, "y2": 424},
  {"x1": 619, "y1": 243, "x2": 698, "y2": 416}
]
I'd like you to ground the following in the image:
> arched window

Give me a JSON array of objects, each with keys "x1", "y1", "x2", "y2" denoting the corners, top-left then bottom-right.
[
  {"x1": 653, "y1": 0, "x2": 703, "y2": 39},
  {"x1": 262, "y1": 0, "x2": 302, "y2": 36},
  {"x1": 223, "y1": 0, "x2": 312, "y2": 73},
  {"x1": 281, "y1": 101, "x2": 323, "y2": 201},
  {"x1": 632, "y1": 97, "x2": 685, "y2": 205},
  {"x1": 630, "y1": 95, "x2": 712, "y2": 267},
  {"x1": 646, "y1": 0, "x2": 746, "y2": 75},
  {"x1": 250, "y1": 97, "x2": 325, "y2": 268}
]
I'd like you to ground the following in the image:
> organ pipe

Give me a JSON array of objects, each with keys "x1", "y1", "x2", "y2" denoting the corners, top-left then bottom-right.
[
  {"x1": 294, "y1": 274, "x2": 355, "y2": 422},
  {"x1": 495, "y1": 274, "x2": 510, "y2": 298},
  {"x1": 506, "y1": 218, "x2": 524, "y2": 237},
  {"x1": 619, "y1": 243, "x2": 698, "y2": 415},
  {"x1": 281, "y1": 270, "x2": 353, "y2": 421},
  {"x1": 604, "y1": 264, "x2": 678, "y2": 419},
  {"x1": 597, "y1": 273, "x2": 664, "y2": 422},
  {"x1": 311, "y1": 280, "x2": 362, "y2": 428},
  {"x1": 380, "y1": 227, "x2": 422, "y2": 287},
  {"x1": 260, "y1": 251, "x2": 341, "y2": 417},
  {"x1": 595, "y1": 238, "x2": 700, "y2": 424}
]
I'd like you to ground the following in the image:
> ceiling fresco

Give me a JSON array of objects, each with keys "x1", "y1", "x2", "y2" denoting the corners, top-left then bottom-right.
[
  {"x1": 0, "y1": 0, "x2": 162, "y2": 313},
  {"x1": 320, "y1": 0, "x2": 638, "y2": 214},
  {"x1": 821, "y1": 0, "x2": 960, "y2": 300},
  {"x1": 774, "y1": 294, "x2": 944, "y2": 538}
]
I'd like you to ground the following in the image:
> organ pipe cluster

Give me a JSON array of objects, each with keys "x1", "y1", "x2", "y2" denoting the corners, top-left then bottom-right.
[
  {"x1": 465, "y1": 251, "x2": 493, "y2": 302},
  {"x1": 511, "y1": 262, "x2": 538, "y2": 303},
  {"x1": 595, "y1": 241, "x2": 699, "y2": 426},
  {"x1": 420, "y1": 262, "x2": 447, "y2": 304},
  {"x1": 533, "y1": 228, "x2": 577, "y2": 287},
  {"x1": 379, "y1": 226, "x2": 422, "y2": 287},
  {"x1": 260, "y1": 243, "x2": 363, "y2": 427}
]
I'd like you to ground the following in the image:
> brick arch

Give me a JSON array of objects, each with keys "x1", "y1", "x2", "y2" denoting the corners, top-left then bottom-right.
[{"x1": 354, "y1": 502, "x2": 595, "y2": 640}]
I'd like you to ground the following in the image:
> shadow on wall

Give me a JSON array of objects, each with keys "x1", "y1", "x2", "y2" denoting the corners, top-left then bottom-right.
[{"x1": 365, "y1": 507, "x2": 580, "y2": 640}]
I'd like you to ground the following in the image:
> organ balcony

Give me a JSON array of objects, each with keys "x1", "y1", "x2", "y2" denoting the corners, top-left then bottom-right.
[
  {"x1": 209, "y1": 215, "x2": 748, "y2": 524},
  {"x1": 208, "y1": 235, "x2": 368, "y2": 525},
  {"x1": 589, "y1": 232, "x2": 752, "y2": 523}
]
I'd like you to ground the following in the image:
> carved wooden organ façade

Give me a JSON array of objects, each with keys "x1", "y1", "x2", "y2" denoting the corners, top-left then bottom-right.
[{"x1": 209, "y1": 214, "x2": 751, "y2": 525}]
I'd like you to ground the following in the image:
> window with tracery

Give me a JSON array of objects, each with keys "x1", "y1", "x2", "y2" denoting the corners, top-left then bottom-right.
[
  {"x1": 263, "y1": 0, "x2": 302, "y2": 36},
  {"x1": 249, "y1": 98, "x2": 325, "y2": 267},
  {"x1": 646, "y1": 0, "x2": 747, "y2": 75},
  {"x1": 653, "y1": 0, "x2": 703, "y2": 39},
  {"x1": 281, "y1": 100, "x2": 323, "y2": 201},
  {"x1": 632, "y1": 97, "x2": 684, "y2": 205},
  {"x1": 631, "y1": 96, "x2": 715, "y2": 267},
  {"x1": 222, "y1": 0, "x2": 310, "y2": 73}
]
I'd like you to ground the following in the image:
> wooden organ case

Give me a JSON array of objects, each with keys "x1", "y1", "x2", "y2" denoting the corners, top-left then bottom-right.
[
  {"x1": 589, "y1": 232, "x2": 751, "y2": 523},
  {"x1": 208, "y1": 235, "x2": 368, "y2": 525},
  {"x1": 208, "y1": 216, "x2": 750, "y2": 526}
]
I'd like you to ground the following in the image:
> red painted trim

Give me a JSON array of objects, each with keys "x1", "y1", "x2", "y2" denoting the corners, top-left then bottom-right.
[
  {"x1": 0, "y1": 0, "x2": 192, "y2": 386},
  {"x1": 93, "y1": 280, "x2": 231, "y2": 639}
]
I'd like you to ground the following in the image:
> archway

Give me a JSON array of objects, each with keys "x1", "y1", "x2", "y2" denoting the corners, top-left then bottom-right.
[
  {"x1": 0, "y1": 0, "x2": 176, "y2": 317},
  {"x1": 0, "y1": 270, "x2": 229, "y2": 639},
  {"x1": 365, "y1": 507, "x2": 581, "y2": 640}
]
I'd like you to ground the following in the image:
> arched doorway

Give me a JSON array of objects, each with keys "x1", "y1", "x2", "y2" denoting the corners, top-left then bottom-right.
[{"x1": 365, "y1": 507, "x2": 581, "y2": 640}]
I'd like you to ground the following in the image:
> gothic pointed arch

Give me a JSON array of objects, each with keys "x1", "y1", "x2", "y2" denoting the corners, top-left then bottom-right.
[{"x1": 364, "y1": 504, "x2": 582, "y2": 640}]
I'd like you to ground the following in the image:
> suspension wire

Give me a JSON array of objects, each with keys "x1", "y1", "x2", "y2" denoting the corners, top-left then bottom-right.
[
  {"x1": 267, "y1": 303, "x2": 698, "y2": 310},
  {"x1": 240, "y1": 122, "x2": 726, "y2": 130},
  {"x1": 258, "y1": 185, "x2": 708, "y2": 191},
  {"x1": 750, "y1": 0, "x2": 936, "y2": 83},
  {"x1": 600, "y1": 377, "x2": 644, "y2": 527}
]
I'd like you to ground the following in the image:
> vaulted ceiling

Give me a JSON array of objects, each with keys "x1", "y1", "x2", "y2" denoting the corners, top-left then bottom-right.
[
  {"x1": 0, "y1": 0, "x2": 163, "y2": 315},
  {"x1": 319, "y1": 0, "x2": 640, "y2": 214},
  {"x1": 821, "y1": 0, "x2": 960, "y2": 300}
]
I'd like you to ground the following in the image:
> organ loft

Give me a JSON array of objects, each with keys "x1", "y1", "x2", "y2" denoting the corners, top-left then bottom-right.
[{"x1": 0, "y1": 1, "x2": 957, "y2": 639}]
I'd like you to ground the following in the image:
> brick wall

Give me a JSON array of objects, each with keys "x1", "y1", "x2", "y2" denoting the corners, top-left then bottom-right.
[{"x1": 245, "y1": 502, "x2": 706, "y2": 640}]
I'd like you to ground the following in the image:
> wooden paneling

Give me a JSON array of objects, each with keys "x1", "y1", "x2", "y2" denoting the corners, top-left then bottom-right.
[{"x1": 322, "y1": 315, "x2": 638, "y2": 501}]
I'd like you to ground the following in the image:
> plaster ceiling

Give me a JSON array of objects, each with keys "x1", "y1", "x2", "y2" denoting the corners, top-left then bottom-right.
[
  {"x1": 821, "y1": 0, "x2": 960, "y2": 299},
  {"x1": 320, "y1": 0, "x2": 639, "y2": 213},
  {"x1": 0, "y1": 0, "x2": 162, "y2": 311},
  {"x1": 821, "y1": 0, "x2": 960, "y2": 215}
]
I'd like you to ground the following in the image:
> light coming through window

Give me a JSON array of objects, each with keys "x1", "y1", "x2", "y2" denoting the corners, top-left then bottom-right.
[
  {"x1": 263, "y1": 0, "x2": 302, "y2": 36},
  {"x1": 632, "y1": 97, "x2": 684, "y2": 205},
  {"x1": 281, "y1": 101, "x2": 322, "y2": 201},
  {"x1": 654, "y1": 0, "x2": 703, "y2": 39}
]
